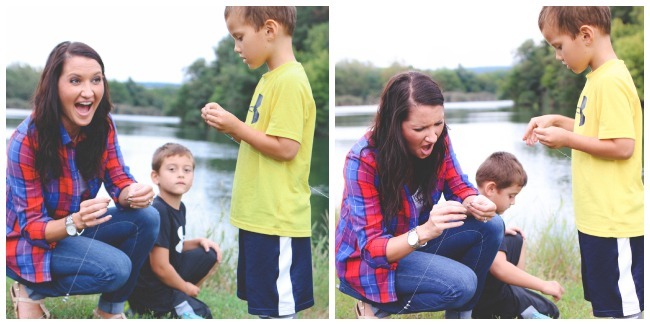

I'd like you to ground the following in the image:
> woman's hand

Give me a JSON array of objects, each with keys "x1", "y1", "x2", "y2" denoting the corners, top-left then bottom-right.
[
  {"x1": 419, "y1": 201, "x2": 468, "y2": 242},
  {"x1": 74, "y1": 197, "x2": 113, "y2": 229},
  {"x1": 464, "y1": 195, "x2": 497, "y2": 223},
  {"x1": 124, "y1": 183, "x2": 155, "y2": 209}
]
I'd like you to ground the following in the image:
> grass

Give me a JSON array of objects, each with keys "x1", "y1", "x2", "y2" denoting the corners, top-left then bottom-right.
[
  {"x1": 334, "y1": 208, "x2": 597, "y2": 319},
  {"x1": 6, "y1": 213, "x2": 330, "y2": 319}
]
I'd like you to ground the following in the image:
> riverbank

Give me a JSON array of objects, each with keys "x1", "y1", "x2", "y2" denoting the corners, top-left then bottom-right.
[
  {"x1": 335, "y1": 100, "x2": 514, "y2": 116},
  {"x1": 5, "y1": 108, "x2": 181, "y2": 125}
]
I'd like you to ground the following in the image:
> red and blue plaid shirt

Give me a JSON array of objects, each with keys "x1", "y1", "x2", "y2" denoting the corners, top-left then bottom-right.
[
  {"x1": 335, "y1": 131, "x2": 478, "y2": 303},
  {"x1": 6, "y1": 114, "x2": 135, "y2": 283}
]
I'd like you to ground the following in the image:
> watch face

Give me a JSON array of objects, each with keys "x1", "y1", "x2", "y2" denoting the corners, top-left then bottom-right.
[
  {"x1": 407, "y1": 230, "x2": 417, "y2": 246},
  {"x1": 65, "y1": 216, "x2": 76, "y2": 236}
]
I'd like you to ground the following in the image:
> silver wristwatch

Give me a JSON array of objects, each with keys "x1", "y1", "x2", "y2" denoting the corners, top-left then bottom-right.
[
  {"x1": 65, "y1": 214, "x2": 84, "y2": 237},
  {"x1": 407, "y1": 227, "x2": 427, "y2": 249}
]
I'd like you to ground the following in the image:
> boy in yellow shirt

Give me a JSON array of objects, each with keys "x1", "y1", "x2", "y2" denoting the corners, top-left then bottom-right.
[
  {"x1": 201, "y1": 6, "x2": 316, "y2": 318},
  {"x1": 523, "y1": 6, "x2": 643, "y2": 318}
]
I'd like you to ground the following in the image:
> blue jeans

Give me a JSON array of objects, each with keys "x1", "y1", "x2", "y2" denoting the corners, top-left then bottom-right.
[
  {"x1": 6, "y1": 206, "x2": 159, "y2": 314},
  {"x1": 340, "y1": 215, "x2": 504, "y2": 315}
]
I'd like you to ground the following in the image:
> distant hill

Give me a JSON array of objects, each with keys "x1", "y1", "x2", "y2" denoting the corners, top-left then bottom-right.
[
  {"x1": 138, "y1": 82, "x2": 181, "y2": 89},
  {"x1": 466, "y1": 66, "x2": 511, "y2": 74}
]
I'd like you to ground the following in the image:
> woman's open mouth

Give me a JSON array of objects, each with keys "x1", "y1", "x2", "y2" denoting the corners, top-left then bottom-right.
[
  {"x1": 420, "y1": 143, "x2": 433, "y2": 157},
  {"x1": 75, "y1": 101, "x2": 93, "y2": 115}
]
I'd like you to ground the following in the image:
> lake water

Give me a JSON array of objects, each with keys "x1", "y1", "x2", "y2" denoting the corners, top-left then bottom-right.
[
  {"x1": 5, "y1": 111, "x2": 329, "y2": 259},
  {"x1": 334, "y1": 103, "x2": 575, "y2": 241}
]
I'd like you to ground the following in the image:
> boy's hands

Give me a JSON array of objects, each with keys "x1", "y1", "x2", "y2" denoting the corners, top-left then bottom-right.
[
  {"x1": 523, "y1": 114, "x2": 575, "y2": 147},
  {"x1": 199, "y1": 238, "x2": 223, "y2": 264},
  {"x1": 533, "y1": 126, "x2": 571, "y2": 149},
  {"x1": 201, "y1": 102, "x2": 242, "y2": 136},
  {"x1": 542, "y1": 280, "x2": 565, "y2": 301},
  {"x1": 505, "y1": 226, "x2": 526, "y2": 240},
  {"x1": 184, "y1": 281, "x2": 200, "y2": 297},
  {"x1": 523, "y1": 115, "x2": 556, "y2": 146}
]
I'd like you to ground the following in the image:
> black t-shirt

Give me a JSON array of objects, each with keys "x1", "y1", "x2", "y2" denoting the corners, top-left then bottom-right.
[
  {"x1": 481, "y1": 238, "x2": 509, "y2": 298},
  {"x1": 129, "y1": 196, "x2": 186, "y2": 310},
  {"x1": 473, "y1": 234, "x2": 523, "y2": 318}
]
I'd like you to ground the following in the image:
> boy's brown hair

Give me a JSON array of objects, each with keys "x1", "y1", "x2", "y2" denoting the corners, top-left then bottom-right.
[
  {"x1": 538, "y1": 6, "x2": 611, "y2": 38},
  {"x1": 151, "y1": 142, "x2": 195, "y2": 172},
  {"x1": 224, "y1": 6, "x2": 297, "y2": 36},
  {"x1": 476, "y1": 151, "x2": 527, "y2": 190}
]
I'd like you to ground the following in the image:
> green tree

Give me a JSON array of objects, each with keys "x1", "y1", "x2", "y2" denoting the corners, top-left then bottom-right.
[
  {"x1": 172, "y1": 6, "x2": 329, "y2": 136},
  {"x1": 6, "y1": 63, "x2": 40, "y2": 106},
  {"x1": 502, "y1": 39, "x2": 585, "y2": 114},
  {"x1": 170, "y1": 58, "x2": 221, "y2": 127},
  {"x1": 108, "y1": 80, "x2": 130, "y2": 105},
  {"x1": 210, "y1": 37, "x2": 264, "y2": 121},
  {"x1": 300, "y1": 22, "x2": 330, "y2": 136},
  {"x1": 335, "y1": 60, "x2": 382, "y2": 105},
  {"x1": 611, "y1": 6, "x2": 644, "y2": 102},
  {"x1": 503, "y1": 6, "x2": 644, "y2": 113},
  {"x1": 431, "y1": 68, "x2": 463, "y2": 92},
  {"x1": 7, "y1": 60, "x2": 173, "y2": 115}
]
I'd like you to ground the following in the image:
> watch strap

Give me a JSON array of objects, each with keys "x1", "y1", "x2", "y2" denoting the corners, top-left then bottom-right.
[{"x1": 66, "y1": 214, "x2": 85, "y2": 236}]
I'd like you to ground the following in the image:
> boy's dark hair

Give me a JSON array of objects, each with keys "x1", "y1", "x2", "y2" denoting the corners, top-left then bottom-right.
[
  {"x1": 476, "y1": 152, "x2": 527, "y2": 189},
  {"x1": 224, "y1": 6, "x2": 297, "y2": 36},
  {"x1": 538, "y1": 6, "x2": 611, "y2": 38},
  {"x1": 151, "y1": 143, "x2": 195, "y2": 172}
]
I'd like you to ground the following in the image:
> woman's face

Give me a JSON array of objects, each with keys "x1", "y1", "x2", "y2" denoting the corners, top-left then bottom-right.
[
  {"x1": 57, "y1": 55, "x2": 104, "y2": 136},
  {"x1": 401, "y1": 104, "x2": 445, "y2": 159}
]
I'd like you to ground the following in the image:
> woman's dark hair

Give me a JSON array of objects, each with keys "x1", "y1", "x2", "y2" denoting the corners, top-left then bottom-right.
[
  {"x1": 30, "y1": 41, "x2": 113, "y2": 181},
  {"x1": 369, "y1": 71, "x2": 448, "y2": 225}
]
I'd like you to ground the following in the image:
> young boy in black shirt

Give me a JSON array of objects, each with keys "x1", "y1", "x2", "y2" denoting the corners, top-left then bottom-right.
[{"x1": 128, "y1": 143, "x2": 222, "y2": 319}]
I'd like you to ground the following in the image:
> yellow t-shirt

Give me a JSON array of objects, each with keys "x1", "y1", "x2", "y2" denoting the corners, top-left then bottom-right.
[
  {"x1": 230, "y1": 61, "x2": 316, "y2": 237},
  {"x1": 572, "y1": 59, "x2": 644, "y2": 237}
]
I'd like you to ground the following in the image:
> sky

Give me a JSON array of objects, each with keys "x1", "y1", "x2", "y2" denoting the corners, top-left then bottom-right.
[
  {"x1": 3, "y1": 0, "x2": 645, "y2": 84},
  {"x1": 5, "y1": 1, "x2": 546, "y2": 84},
  {"x1": 3, "y1": 0, "x2": 232, "y2": 84},
  {"x1": 331, "y1": 0, "x2": 646, "y2": 71},
  {"x1": 331, "y1": 2, "x2": 546, "y2": 70}
]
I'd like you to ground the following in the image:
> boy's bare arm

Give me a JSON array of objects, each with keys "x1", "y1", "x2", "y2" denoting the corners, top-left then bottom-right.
[
  {"x1": 534, "y1": 127, "x2": 634, "y2": 159},
  {"x1": 150, "y1": 246, "x2": 200, "y2": 297},
  {"x1": 232, "y1": 123, "x2": 300, "y2": 161},
  {"x1": 568, "y1": 135, "x2": 634, "y2": 159},
  {"x1": 201, "y1": 102, "x2": 300, "y2": 161},
  {"x1": 490, "y1": 251, "x2": 564, "y2": 301},
  {"x1": 183, "y1": 238, "x2": 223, "y2": 263},
  {"x1": 524, "y1": 113, "x2": 634, "y2": 159}
]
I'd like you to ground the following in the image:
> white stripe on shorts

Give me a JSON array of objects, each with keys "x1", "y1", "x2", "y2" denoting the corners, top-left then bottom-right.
[
  {"x1": 277, "y1": 237, "x2": 296, "y2": 315},
  {"x1": 617, "y1": 238, "x2": 641, "y2": 316}
]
